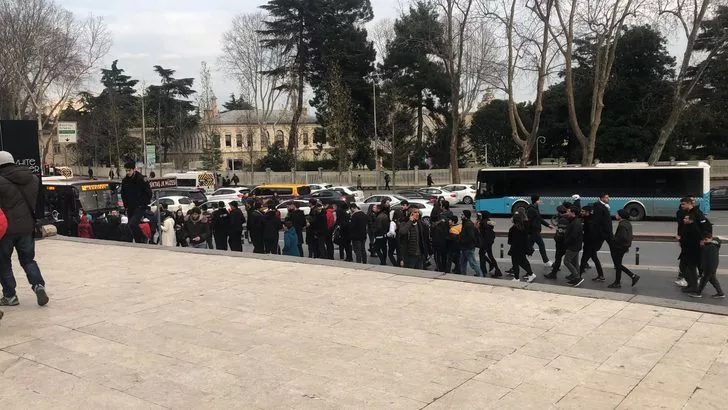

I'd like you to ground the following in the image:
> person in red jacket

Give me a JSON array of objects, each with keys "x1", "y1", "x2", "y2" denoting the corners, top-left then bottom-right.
[
  {"x1": 325, "y1": 204, "x2": 336, "y2": 259},
  {"x1": 77, "y1": 215, "x2": 94, "y2": 239}
]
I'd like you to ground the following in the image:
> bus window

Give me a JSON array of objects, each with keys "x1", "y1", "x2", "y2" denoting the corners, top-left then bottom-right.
[{"x1": 176, "y1": 178, "x2": 197, "y2": 187}]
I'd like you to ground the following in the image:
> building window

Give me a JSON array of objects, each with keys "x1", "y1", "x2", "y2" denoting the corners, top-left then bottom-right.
[
  {"x1": 261, "y1": 131, "x2": 269, "y2": 148},
  {"x1": 303, "y1": 132, "x2": 309, "y2": 145},
  {"x1": 225, "y1": 134, "x2": 232, "y2": 148},
  {"x1": 236, "y1": 133, "x2": 243, "y2": 148},
  {"x1": 275, "y1": 130, "x2": 284, "y2": 145},
  {"x1": 53, "y1": 144, "x2": 61, "y2": 154},
  {"x1": 246, "y1": 133, "x2": 253, "y2": 148}
]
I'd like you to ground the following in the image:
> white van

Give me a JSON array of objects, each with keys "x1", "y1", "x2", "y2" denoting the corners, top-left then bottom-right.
[{"x1": 163, "y1": 171, "x2": 216, "y2": 192}]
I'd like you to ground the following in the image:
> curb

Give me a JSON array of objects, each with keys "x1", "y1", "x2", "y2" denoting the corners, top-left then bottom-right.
[
  {"x1": 50, "y1": 236, "x2": 728, "y2": 317},
  {"x1": 494, "y1": 230, "x2": 675, "y2": 242}
]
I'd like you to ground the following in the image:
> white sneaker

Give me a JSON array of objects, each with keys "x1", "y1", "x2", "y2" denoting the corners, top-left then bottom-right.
[
  {"x1": 526, "y1": 274, "x2": 537, "y2": 283},
  {"x1": 511, "y1": 278, "x2": 521, "y2": 282},
  {"x1": 545, "y1": 261, "x2": 553, "y2": 268},
  {"x1": 674, "y1": 278, "x2": 688, "y2": 287}
]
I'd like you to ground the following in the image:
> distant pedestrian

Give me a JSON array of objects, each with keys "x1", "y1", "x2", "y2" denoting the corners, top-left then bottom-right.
[
  {"x1": 508, "y1": 212, "x2": 535, "y2": 283},
  {"x1": 427, "y1": 174, "x2": 434, "y2": 187},
  {"x1": 109, "y1": 169, "x2": 114, "y2": 180},
  {"x1": 526, "y1": 195, "x2": 553, "y2": 267},
  {"x1": 285, "y1": 202, "x2": 306, "y2": 257},
  {"x1": 356, "y1": 174, "x2": 363, "y2": 190},
  {"x1": 690, "y1": 229, "x2": 725, "y2": 299},
  {"x1": 349, "y1": 204, "x2": 368, "y2": 264},
  {"x1": 149, "y1": 171, "x2": 156, "y2": 179},
  {"x1": 374, "y1": 205, "x2": 389, "y2": 265},
  {"x1": 212, "y1": 201, "x2": 230, "y2": 251},
  {"x1": 478, "y1": 211, "x2": 501, "y2": 277},
  {"x1": 608, "y1": 209, "x2": 640, "y2": 288},
  {"x1": 184, "y1": 208, "x2": 210, "y2": 249},
  {"x1": 563, "y1": 206, "x2": 584, "y2": 287},
  {"x1": 384, "y1": 173, "x2": 391, "y2": 190},
  {"x1": 247, "y1": 203, "x2": 265, "y2": 254},
  {"x1": 367, "y1": 204, "x2": 377, "y2": 257},
  {"x1": 88, "y1": 167, "x2": 93, "y2": 179},
  {"x1": 459, "y1": 210, "x2": 484, "y2": 277},
  {"x1": 282, "y1": 221, "x2": 300, "y2": 257},
  {"x1": 77, "y1": 215, "x2": 94, "y2": 239},
  {"x1": 228, "y1": 201, "x2": 245, "y2": 252},
  {"x1": 232, "y1": 174, "x2": 240, "y2": 186},
  {"x1": 335, "y1": 202, "x2": 352, "y2": 262}
]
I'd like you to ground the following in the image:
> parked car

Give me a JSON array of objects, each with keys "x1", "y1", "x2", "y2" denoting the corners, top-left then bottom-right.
[
  {"x1": 396, "y1": 190, "x2": 437, "y2": 203},
  {"x1": 711, "y1": 187, "x2": 728, "y2": 210},
  {"x1": 418, "y1": 187, "x2": 458, "y2": 202},
  {"x1": 390, "y1": 202, "x2": 434, "y2": 225},
  {"x1": 355, "y1": 194, "x2": 428, "y2": 211},
  {"x1": 198, "y1": 199, "x2": 237, "y2": 213},
  {"x1": 309, "y1": 189, "x2": 354, "y2": 206},
  {"x1": 249, "y1": 184, "x2": 312, "y2": 202},
  {"x1": 276, "y1": 200, "x2": 312, "y2": 219},
  {"x1": 150, "y1": 196, "x2": 195, "y2": 214},
  {"x1": 206, "y1": 187, "x2": 251, "y2": 202},
  {"x1": 156, "y1": 187, "x2": 208, "y2": 206},
  {"x1": 331, "y1": 186, "x2": 365, "y2": 199},
  {"x1": 308, "y1": 183, "x2": 333, "y2": 193},
  {"x1": 441, "y1": 184, "x2": 477, "y2": 204}
]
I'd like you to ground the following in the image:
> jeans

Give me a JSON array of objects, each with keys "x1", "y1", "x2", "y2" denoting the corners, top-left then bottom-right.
[
  {"x1": 551, "y1": 241, "x2": 566, "y2": 273},
  {"x1": 529, "y1": 233, "x2": 549, "y2": 263},
  {"x1": 610, "y1": 248, "x2": 635, "y2": 284},
  {"x1": 352, "y1": 240, "x2": 367, "y2": 264},
  {"x1": 697, "y1": 265, "x2": 724, "y2": 295},
  {"x1": 460, "y1": 249, "x2": 484, "y2": 277},
  {"x1": 374, "y1": 237, "x2": 388, "y2": 265},
  {"x1": 683, "y1": 262, "x2": 699, "y2": 290},
  {"x1": 403, "y1": 255, "x2": 424, "y2": 269},
  {"x1": 564, "y1": 249, "x2": 580, "y2": 278},
  {"x1": 447, "y1": 250, "x2": 461, "y2": 274},
  {"x1": 0, "y1": 235, "x2": 46, "y2": 298}
]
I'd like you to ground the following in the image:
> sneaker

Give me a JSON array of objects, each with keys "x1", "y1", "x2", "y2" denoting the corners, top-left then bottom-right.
[
  {"x1": 592, "y1": 276, "x2": 606, "y2": 282},
  {"x1": 544, "y1": 273, "x2": 557, "y2": 280},
  {"x1": 526, "y1": 274, "x2": 537, "y2": 283},
  {"x1": 631, "y1": 275, "x2": 640, "y2": 287},
  {"x1": 505, "y1": 268, "x2": 515, "y2": 274},
  {"x1": 34, "y1": 285, "x2": 49, "y2": 306},
  {"x1": 493, "y1": 271, "x2": 503, "y2": 278},
  {"x1": 674, "y1": 278, "x2": 688, "y2": 287},
  {"x1": 569, "y1": 278, "x2": 585, "y2": 287},
  {"x1": 0, "y1": 295, "x2": 19, "y2": 306},
  {"x1": 712, "y1": 293, "x2": 726, "y2": 299},
  {"x1": 607, "y1": 283, "x2": 622, "y2": 289},
  {"x1": 511, "y1": 278, "x2": 521, "y2": 282},
  {"x1": 688, "y1": 293, "x2": 703, "y2": 298},
  {"x1": 545, "y1": 261, "x2": 553, "y2": 268}
]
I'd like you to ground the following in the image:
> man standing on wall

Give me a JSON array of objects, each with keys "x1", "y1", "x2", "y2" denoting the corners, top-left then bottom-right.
[{"x1": 121, "y1": 161, "x2": 152, "y2": 243}]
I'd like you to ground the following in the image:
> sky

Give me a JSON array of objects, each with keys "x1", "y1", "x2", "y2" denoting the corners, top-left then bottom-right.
[{"x1": 57, "y1": 0, "x2": 401, "y2": 107}]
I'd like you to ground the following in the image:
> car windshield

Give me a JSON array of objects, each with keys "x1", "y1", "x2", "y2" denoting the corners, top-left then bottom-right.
[{"x1": 393, "y1": 195, "x2": 410, "y2": 202}]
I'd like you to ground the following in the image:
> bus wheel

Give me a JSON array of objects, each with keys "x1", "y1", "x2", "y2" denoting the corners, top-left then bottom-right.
[
  {"x1": 463, "y1": 196, "x2": 473, "y2": 205},
  {"x1": 625, "y1": 203, "x2": 645, "y2": 221},
  {"x1": 511, "y1": 201, "x2": 529, "y2": 215}
]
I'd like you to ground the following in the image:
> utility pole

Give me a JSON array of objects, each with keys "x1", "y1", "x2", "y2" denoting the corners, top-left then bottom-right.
[
  {"x1": 373, "y1": 79, "x2": 379, "y2": 190},
  {"x1": 141, "y1": 81, "x2": 147, "y2": 176}
]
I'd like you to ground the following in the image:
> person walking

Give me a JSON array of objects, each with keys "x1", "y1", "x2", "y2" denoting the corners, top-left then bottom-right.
[
  {"x1": 184, "y1": 208, "x2": 210, "y2": 249},
  {"x1": 676, "y1": 196, "x2": 708, "y2": 287},
  {"x1": 374, "y1": 205, "x2": 389, "y2": 265},
  {"x1": 526, "y1": 195, "x2": 553, "y2": 267},
  {"x1": 159, "y1": 211, "x2": 176, "y2": 247},
  {"x1": 427, "y1": 174, "x2": 434, "y2": 187},
  {"x1": 262, "y1": 207, "x2": 282, "y2": 254},
  {"x1": 579, "y1": 206, "x2": 607, "y2": 281},
  {"x1": 690, "y1": 229, "x2": 725, "y2": 299},
  {"x1": 174, "y1": 209, "x2": 187, "y2": 247},
  {"x1": 431, "y1": 217, "x2": 449, "y2": 272},
  {"x1": 679, "y1": 213, "x2": 703, "y2": 294},
  {"x1": 0, "y1": 151, "x2": 49, "y2": 307},
  {"x1": 212, "y1": 201, "x2": 230, "y2": 251},
  {"x1": 459, "y1": 210, "x2": 484, "y2": 277},
  {"x1": 356, "y1": 174, "x2": 363, "y2": 190},
  {"x1": 563, "y1": 206, "x2": 585, "y2": 287},
  {"x1": 349, "y1": 204, "x2": 368, "y2": 263},
  {"x1": 282, "y1": 221, "x2": 300, "y2": 257},
  {"x1": 367, "y1": 204, "x2": 377, "y2": 257},
  {"x1": 384, "y1": 173, "x2": 391, "y2": 190},
  {"x1": 508, "y1": 212, "x2": 536, "y2": 283},
  {"x1": 310, "y1": 201, "x2": 329, "y2": 258},
  {"x1": 231, "y1": 174, "x2": 240, "y2": 187},
  {"x1": 88, "y1": 167, "x2": 94, "y2": 179},
  {"x1": 121, "y1": 161, "x2": 152, "y2": 243},
  {"x1": 587, "y1": 194, "x2": 613, "y2": 281},
  {"x1": 608, "y1": 209, "x2": 640, "y2": 288},
  {"x1": 285, "y1": 202, "x2": 306, "y2": 257},
  {"x1": 545, "y1": 205, "x2": 569, "y2": 279},
  {"x1": 247, "y1": 202, "x2": 265, "y2": 254},
  {"x1": 108, "y1": 169, "x2": 114, "y2": 180},
  {"x1": 446, "y1": 215, "x2": 462, "y2": 274},
  {"x1": 478, "y1": 211, "x2": 501, "y2": 277},
  {"x1": 398, "y1": 208, "x2": 431, "y2": 269},
  {"x1": 228, "y1": 201, "x2": 245, "y2": 252}
]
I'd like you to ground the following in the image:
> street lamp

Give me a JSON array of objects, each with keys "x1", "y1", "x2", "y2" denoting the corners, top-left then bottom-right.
[{"x1": 536, "y1": 136, "x2": 546, "y2": 166}]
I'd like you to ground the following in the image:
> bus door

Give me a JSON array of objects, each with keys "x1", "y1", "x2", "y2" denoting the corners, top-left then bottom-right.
[{"x1": 43, "y1": 185, "x2": 75, "y2": 236}]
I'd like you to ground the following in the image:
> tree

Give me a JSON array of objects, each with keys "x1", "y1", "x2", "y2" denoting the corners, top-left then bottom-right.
[
  {"x1": 221, "y1": 93, "x2": 253, "y2": 111},
  {"x1": 201, "y1": 133, "x2": 223, "y2": 171},
  {"x1": 649, "y1": 2, "x2": 728, "y2": 163},
  {"x1": 259, "y1": 141, "x2": 294, "y2": 171},
  {"x1": 470, "y1": 99, "x2": 524, "y2": 166},
  {"x1": 323, "y1": 65, "x2": 355, "y2": 172}
]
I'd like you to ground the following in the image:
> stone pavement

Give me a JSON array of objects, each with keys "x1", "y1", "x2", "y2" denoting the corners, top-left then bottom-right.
[{"x1": 1, "y1": 240, "x2": 728, "y2": 409}]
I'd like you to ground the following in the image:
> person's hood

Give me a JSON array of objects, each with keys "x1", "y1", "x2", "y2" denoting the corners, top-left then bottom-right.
[
  {"x1": 0, "y1": 164, "x2": 35, "y2": 185},
  {"x1": 81, "y1": 215, "x2": 89, "y2": 224}
]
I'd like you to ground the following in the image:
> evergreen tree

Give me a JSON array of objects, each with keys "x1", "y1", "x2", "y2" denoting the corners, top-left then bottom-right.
[
  {"x1": 201, "y1": 133, "x2": 223, "y2": 171},
  {"x1": 221, "y1": 93, "x2": 253, "y2": 111},
  {"x1": 469, "y1": 100, "x2": 524, "y2": 167},
  {"x1": 259, "y1": 140, "x2": 294, "y2": 171}
]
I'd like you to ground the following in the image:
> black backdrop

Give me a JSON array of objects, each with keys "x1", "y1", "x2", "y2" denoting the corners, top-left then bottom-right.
[{"x1": 0, "y1": 120, "x2": 44, "y2": 217}]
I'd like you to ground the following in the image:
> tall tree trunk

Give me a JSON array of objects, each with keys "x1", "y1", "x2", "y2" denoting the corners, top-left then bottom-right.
[
  {"x1": 450, "y1": 84, "x2": 461, "y2": 183},
  {"x1": 417, "y1": 95, "x2": 424, "y2": 153},
  {"x1": 288, "y1": 71, "x2": 304, "y2": 155},
  {"x1": 649, "y1": 100, "x2": 685, "y2": 164}
]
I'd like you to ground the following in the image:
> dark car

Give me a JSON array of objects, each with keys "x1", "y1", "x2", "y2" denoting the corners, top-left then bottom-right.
[
  {"x1": 309, "y1": 189, "x2": 354, "y2": 206},
  {"x1": 396, "y1": 190, "x2": 437, "y2": 203},
  {"x1": 711, "y1": 187, "x2": 728, "y2": 210},
  {"x1": 156, "y1": 187, "x2": 208, "y2": 206}
]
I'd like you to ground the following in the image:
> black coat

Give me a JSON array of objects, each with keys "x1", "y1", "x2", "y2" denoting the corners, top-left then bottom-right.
[
  {"x1": 508, "y1": 226, "x2": 529, "y2": 255},
  {"x1": 229, "y1": 208, "x2": 246, "y2": 233},
  {"x1": 564, "y1": 217, "x2": 584, "y2": 252},
  {"x1": 431, "y1": 220, "x2": 449, "y2": 249},
  {"x1": 459, "y1": 219, "x2": 479, "y2": 250},
  {"x1": 121, "y1": 171, "x2": 152, "y2": 213},
  {"x1": 0, "y1": 164, "x2": 39, "y2": 236},
  {"x1": 247, "y1": 210, "x2": 264, "y2": 239},
  {"x1": 184, "y1": 219, "x2": 210, "y2": 246},
  {"x1": 349, "y1": 211, "x2": 369, "y2": 241},
  {"x1": 335, "y1": 208, "x2": 350, "y2": 240},
  {"x1": 526, "y1": 204, "x2": 550, "y2": 234},
  {"x1": 479, "y1": 219, "x2": 496, "y2": 247},
  {"x1": 262, "y1": 211, "x2": 282, "y2": 241},
  {"x1": 613, "y1": 220, "x2": 633, "y2": 251},
  {"x1": 592, "y1": 201, "x2": 613, "y2": 241},
  {"x1": 212, "y1": 208, "x2": 230, "y2": 234},
  {"x1": 398, "y1": 220, "x2": 431, "y2": 257}
]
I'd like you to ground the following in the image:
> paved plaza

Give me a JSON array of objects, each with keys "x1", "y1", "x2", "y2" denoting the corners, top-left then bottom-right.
[{"x1": 1, "y1": 239, "x2": 728, "y2": 409}]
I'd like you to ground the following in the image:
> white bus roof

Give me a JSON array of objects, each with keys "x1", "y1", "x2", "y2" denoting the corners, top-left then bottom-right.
[{"x1": 479, "y1": 162, "x2": 710, "y2": 172}]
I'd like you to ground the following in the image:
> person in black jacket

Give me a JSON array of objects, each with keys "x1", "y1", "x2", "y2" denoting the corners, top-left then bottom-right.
[
  {"x1": 284, "y1": 202, "x2": 306, "y2": 257},
  {"x1": 247, "y1": 202, "x2": 265, "y2": 254},
  {"x1": 679, "y1": 213, "x2": 704, "y2": 293},
  {"x1": 373, "y1": 205, "x2": 390, "y2": 265},
  {"x1": 608, "y1": 209, "x2": 640, "y2": 288},
  {"x1": 526, "y1": 195, "x2": 553, "y2": 266},
  {"x1": 212, "y1": 201, "x2": 230, "y2": 251},
  {"x1": 367, "y1": 204, "x2": 377, "y2": 257},
  {"x1": 690, "y1": 230, "x2": 724, "y2": 299},
  {"x1": 508, "y1": 212, "x2": 535, "y2": 282},
  {"x1": 459, "y1": 210, "x2": 484, "y2": 277},
  {"x1": 545, "y1": 205, "x2": 569, "y2": 280},
  {"x1": 431, "y1": 218, "x2": 449, "y2": 272},
  {"x1": 587, "y1": 193, "x2": 613, "y2": 281},
  {"x1": 478, "y1": 211, "x2": 501, "y2": 277},
  {"x1": 676, "y1": 196, "x2": 708, "y2": 287},
  {"x1": 579, "y1": 205, "x2": 606, "y2": 281},
  {"x1": 335, "y1": 202, "x2": 352, "y2": 261},
  {"x1": 184, "y1": 208, "x2": 210, "y2": 248},
  {"x1": 0, "y1": 151, "x2": 49, "y2": 307},
  {"x1": 228, "y1": 201, "x2": 245, "y2": 252},
  {"x1": 563, "y1": 206, "x2": 584, "y2": 287},
  {"x1": 349, "y1": 204, "x2": 369, "y2": 263},
  {"x1": 121, "y1": 161, "x2": 152, "y2": 243},
  {"x1": 398, "y1": 208, "x2": 431, "y2": 269},
  {"x1": 310, "y1": 202, "x2": 328, "y2": 259},
  {"x1": 262, "y1": 208, "x2": 282, "y2": 254}
]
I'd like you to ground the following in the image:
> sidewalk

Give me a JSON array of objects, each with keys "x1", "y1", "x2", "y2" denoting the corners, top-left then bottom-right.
[{"x1": 1, "y1": 239, "x2": 728, "y2": 409}]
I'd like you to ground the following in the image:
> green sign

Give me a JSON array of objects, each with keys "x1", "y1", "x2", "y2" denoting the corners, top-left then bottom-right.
[{"x1": 145, "y1": 145, "x2": 156, "y2": 169}]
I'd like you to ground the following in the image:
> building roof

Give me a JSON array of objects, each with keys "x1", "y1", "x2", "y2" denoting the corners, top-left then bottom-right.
[{"x1": 216, "y1": 109, "x2": 318, "y2": 126}]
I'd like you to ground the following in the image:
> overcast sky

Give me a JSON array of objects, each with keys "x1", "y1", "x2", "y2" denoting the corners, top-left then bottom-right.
[{"x1": 57, "y1": 0, "x2": 400, "y2": 107}]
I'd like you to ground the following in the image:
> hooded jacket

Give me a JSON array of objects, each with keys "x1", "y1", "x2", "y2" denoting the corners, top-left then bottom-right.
[
  {"x1": 0, "y1": 164, "x2": 39, "y2": 236},
  {"x1": 282, "y1": 228, "x2": 300, "y2": 257},
  {"x1": 77, "y1": 215, "x2": 94, "y2": 238},
  {"x1": 121, "y1": 171, "x2": 152, "y2": 213}
]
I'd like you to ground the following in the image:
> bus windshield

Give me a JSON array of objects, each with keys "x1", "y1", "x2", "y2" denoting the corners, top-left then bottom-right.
[{"x1": 76, "y1": 184, "x2": 120, "y2": 211}]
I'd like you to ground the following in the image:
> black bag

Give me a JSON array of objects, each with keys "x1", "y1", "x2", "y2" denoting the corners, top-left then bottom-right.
[{"x1": 332, "y1": 225, "x2": 342, "y2": 245}]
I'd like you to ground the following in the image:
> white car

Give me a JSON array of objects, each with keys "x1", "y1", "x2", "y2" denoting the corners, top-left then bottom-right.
[
  {"x1": 150, "y1": 196, "x2": 194, "y2": 214},
  {"x1": 419, "y1": 187, "x2": 458, "y2": 202},
  {"x1": 206, "y1": 187, "x2": 251, "y2": 202},
  {"x1": 199, "y1": 199, "x2": 237, "y2": 213},
  {"x1": 356, "y1": 194, "x2": 429, "y2": 211},
  {"x1": 308, "y1": 183, "x2": 333, "y2": 193},
  {"x1": 277, "y1": 200, "x2": 312, "y2": 219},
  {"x1": 441, "y1": 184, "x2": 477, "y2": 204},
  {"x1": 331, "y1": 186, "x2": 364, "y2": 199}
]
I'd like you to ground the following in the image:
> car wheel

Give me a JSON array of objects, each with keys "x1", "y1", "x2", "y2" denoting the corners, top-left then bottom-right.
[
  {"x1": 625, "y1": 203, "x2": 646, "y2": 221},
  {"x1": 463, "y1": 196, "x2": 473, "y2": 205}
]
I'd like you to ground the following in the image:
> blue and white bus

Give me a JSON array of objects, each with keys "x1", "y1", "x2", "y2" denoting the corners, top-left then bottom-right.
[{"x1": 474, "y1": 162, "x2": 711, "y2": 220}]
